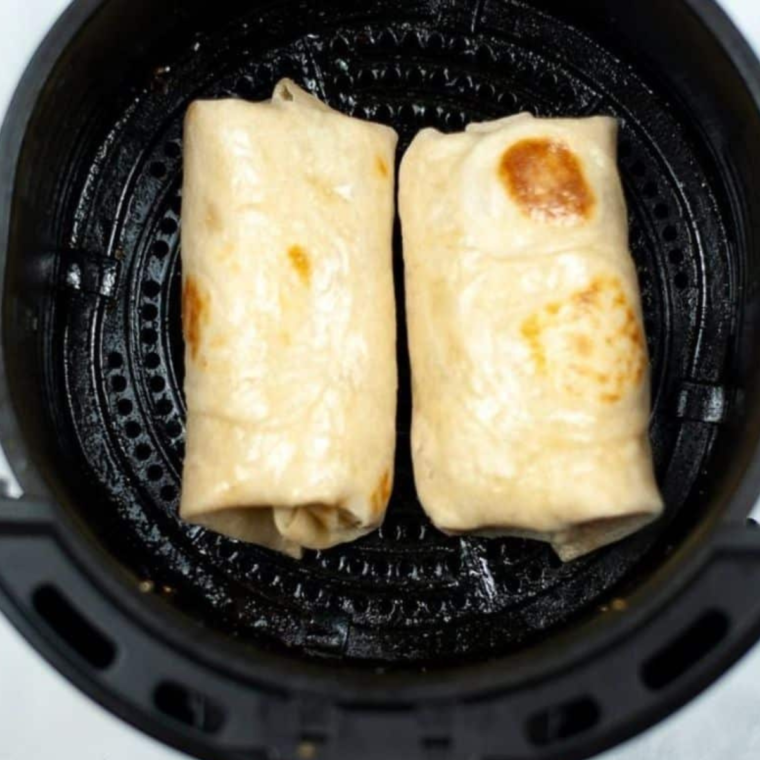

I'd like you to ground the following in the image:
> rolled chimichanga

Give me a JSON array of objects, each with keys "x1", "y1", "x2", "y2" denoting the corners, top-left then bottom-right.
[
  {"x1": 400, "y1": 113, "x2": 663, "y2": 561},
  {"x1": 180, "y1": 80, "x2": 398, "y2": 558}
]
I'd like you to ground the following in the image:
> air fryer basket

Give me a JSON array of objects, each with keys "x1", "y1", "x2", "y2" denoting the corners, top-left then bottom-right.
[{"x1": 3, "y1": 0, "x2": 760, "y2": 758}]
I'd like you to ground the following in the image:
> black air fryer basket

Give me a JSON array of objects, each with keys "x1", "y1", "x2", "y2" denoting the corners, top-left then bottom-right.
[{"x1": 3, "y1": 1, "x2": 760, "y2": 758}]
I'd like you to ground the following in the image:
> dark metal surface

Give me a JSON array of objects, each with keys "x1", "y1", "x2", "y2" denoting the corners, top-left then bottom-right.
[{"x1": 52, "y1": 2, "x2": 729, "y2": 662}]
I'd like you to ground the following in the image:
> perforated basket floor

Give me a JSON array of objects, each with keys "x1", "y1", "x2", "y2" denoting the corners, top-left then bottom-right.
[{"x1": 51, "y1": 0, "x2": 731, "y2": 662}]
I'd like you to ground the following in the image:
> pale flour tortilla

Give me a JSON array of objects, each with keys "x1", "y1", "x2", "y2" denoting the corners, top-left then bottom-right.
[
  {"x1": 180, "y1": 80, "x2": 398, "y2": 557},
  {"x1": 400, "y1": 113, "x2": 663, "y2": 561}
]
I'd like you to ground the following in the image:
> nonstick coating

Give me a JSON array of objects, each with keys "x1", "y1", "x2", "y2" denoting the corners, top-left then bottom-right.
[{"x1": 49, "y1": 0, "x2": 731, "y2": 663}]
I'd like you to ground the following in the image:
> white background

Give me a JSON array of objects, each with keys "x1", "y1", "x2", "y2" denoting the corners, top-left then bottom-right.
[{"x1": 1, "y1": 1, "x2": 760, "y2": 759}]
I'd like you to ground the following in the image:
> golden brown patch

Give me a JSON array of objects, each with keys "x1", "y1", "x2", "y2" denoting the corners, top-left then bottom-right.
[
  {"x1": 521, "y1": 315, "x2": 547, "y2": 374},
  {"x1": 371, "y1": 470, "x2": 392, "y2": 516},
  {"x1": 287, "y1": 245, "x2": 311, "y2": 286},
  {"x1": 182, "y1": 277, "x2": 208, "y2": 361},
  {"x1": 574, "y1": 334, "x2": 594, "y2": 357},
  {"x1": 375, "y1": 155, "x2": 390, "y2": 179},
  {"x1": 499, "y1": 138, "x2": 595, "y2": 224},
  {"x1": 521, "y1": 275, "x2": 647, "y2": 405}
]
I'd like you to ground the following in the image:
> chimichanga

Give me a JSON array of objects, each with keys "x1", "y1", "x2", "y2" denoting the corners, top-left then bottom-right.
[
  {"x1": 400, "y1": 113, "x2": 663, "y2": 561},
  {"x1": 180, "y1": 80, "x2": 398, "y2": 557}
]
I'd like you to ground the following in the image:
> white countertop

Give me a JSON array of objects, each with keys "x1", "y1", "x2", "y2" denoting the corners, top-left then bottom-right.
[{"x1": 1, "y1": 1, "x2": 760, "y2": 758}]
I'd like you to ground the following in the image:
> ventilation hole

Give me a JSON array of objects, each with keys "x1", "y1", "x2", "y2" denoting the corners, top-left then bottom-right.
[
  {"x1": 107, "y1": 352, "x2": 123, "y2": 369},
  {"x1": 164, "y1": 142, "x2": 181, "y2": 159},
  {"x1": 156, "y1": 398, "x2": 173, "y2": 416},
  {"x1": 150, "y1": 162, "x2": 167, "y2": 179},
  {"x1": 498, "y1": 91, "x2": 518, "y2": 109},
  {"x1": 654, "y1": 203, "x2": 670, "y2": 220},
  {"x1": 431, "y1": 68, "x2": 448, "y2": 88},
  {"x1": 539, "y1": 70, "x2": 559, "y2": 90},
  {"x1": 353, "y1": 596, "x2": 369, "y2": 614},
  {"x1": 445, "y1": 111, "x2": 466, "y2": 130},
  {"x1": 450, "y1": 35, "x2": 469, "y2": 54},
  {"x1": 525, "y1": 696, "x2": 601, "y2": 747},
  {"x1": 142, "y1": 303, "x2": 159, "y2": 321},
  {"x1": 663, "y1": 225, "x2": 678, "y2": 242},
  {"x1": 147, "y1": 464, "x2": 164, "y2": 482},
  {"x1": 384, "y1": 67, "x2": 402, "y2": 86},
  {"x1": 674, "y1": 272, "x2": 689, "y2": 290},
  {"x1": 669, "y1": 248, "x2": 684, "y2": 265},
  {"x1": 161, "y1": 485, "x2": 177, "y2": 501},
  {"x1": 641, "y1": 610, "x2": 730, "y2": 690},
  {"x1": 335, "y1": 72, "x2": 353, "y2": 91},
  {"x1": 631, "y1": 161, "x2": 646, "y2": 177},
  {"x1": 235, "y1": 76, "x2": 254, "y2": 97},
  {"x1": 330, "y1": 35, "x2": 350, "y2": 55},
  {"x1": 135, "y1": 443, "x2": 152, "y2": 461},
  {"x1": 402, "y1": 30, "x2": 421, "y2": 51},
  {"x1": 377, "y1": 29, "x2": 397, "y2": 48},
  {"x1": 161, "y1": 217, "x2": 178, "y2": 235},
  {"x1": 145, "y1": 352, "x2": 161, "y2": 370},
  {"x1": 126, "y1": 421, "x2": 142, "y2": 439},
  {"x1": 152, "y1": 240, "x2": 170, "y2": 259},
  {"x1": 150, "y1": 376, "x2": 166, "y2": 393},
  {"x1": 407, "y1": 67, "x2": 424, "y2": 87},
  {"x1": 167, "y1": 419, "x2": 182, "y2": 438},
  {"x1": 376, "y1": 104, "x2": 393, "y2": 123},
  {"x1": 143, "y1": 280, "x2": 160, "y2": 298},
  {"x1": 450, "y1": 591, "x2": 468, "y2": 611},
  {"x1": 358, "y1": 68, "x2": 376, "y2": 87},
  {"x1": 111, "y1": 376, "x2": 127, "y2": 393},
  {"x1": 33, "y1": 585, "x2": 116, "y2": 670},
  {"x1": 476, "y1": 44, "x2": 494, "y2": 66},
  {"x1": 141, "y1": 328, "x2": 158, "y2": 345},
  {"x1": 477, "y1": 82, "x2": 496, "y2": 100},
  {"x1": 153, "y1": 681, "x2": 225, "y2": 734},
  {"x1": 117, "y1": 399, "x2": 133, "y2": 416}
]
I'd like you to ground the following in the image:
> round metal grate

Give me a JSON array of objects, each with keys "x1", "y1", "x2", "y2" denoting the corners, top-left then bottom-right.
[{"x1": 55, "y1": 3, "x2": 730, "y2": 662}]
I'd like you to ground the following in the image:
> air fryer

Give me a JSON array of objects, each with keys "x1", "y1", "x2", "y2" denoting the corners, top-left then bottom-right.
[{"x1": 2, "y1": 1, "x2": 760, "y2": 759}]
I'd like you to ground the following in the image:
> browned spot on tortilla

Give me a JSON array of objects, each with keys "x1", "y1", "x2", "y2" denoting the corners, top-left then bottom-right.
[
  {"x1": 288, "y1": 245, "x2": 311, "y2": 285},
  {"x1": 499, "y1": 138, "x2": 595, "y2": 224},
  {"x1": 375, "y1": 155, "x2": 390, "y2": 179},
  {"x1": 182, "y1": 276, "x2": 208, "y2": 361},
  {"x1": 521, "y1": 275, "x2": 647, "y2": 405},
  {"x1": 205, "y1": 201, "x2": 222, "y2": 232},
  {"x1": 574, "y1": 334, "x2": 594, "y2": 357},
  {"x1": 371, "y1": 470, "x2": 392, "y2": 516},
  {"x1": 521, "y1": 315, "x2": 547, "y2": 374},
  {"x1": 574, "y1": 279, "x2": 604, "y2": 308}
]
